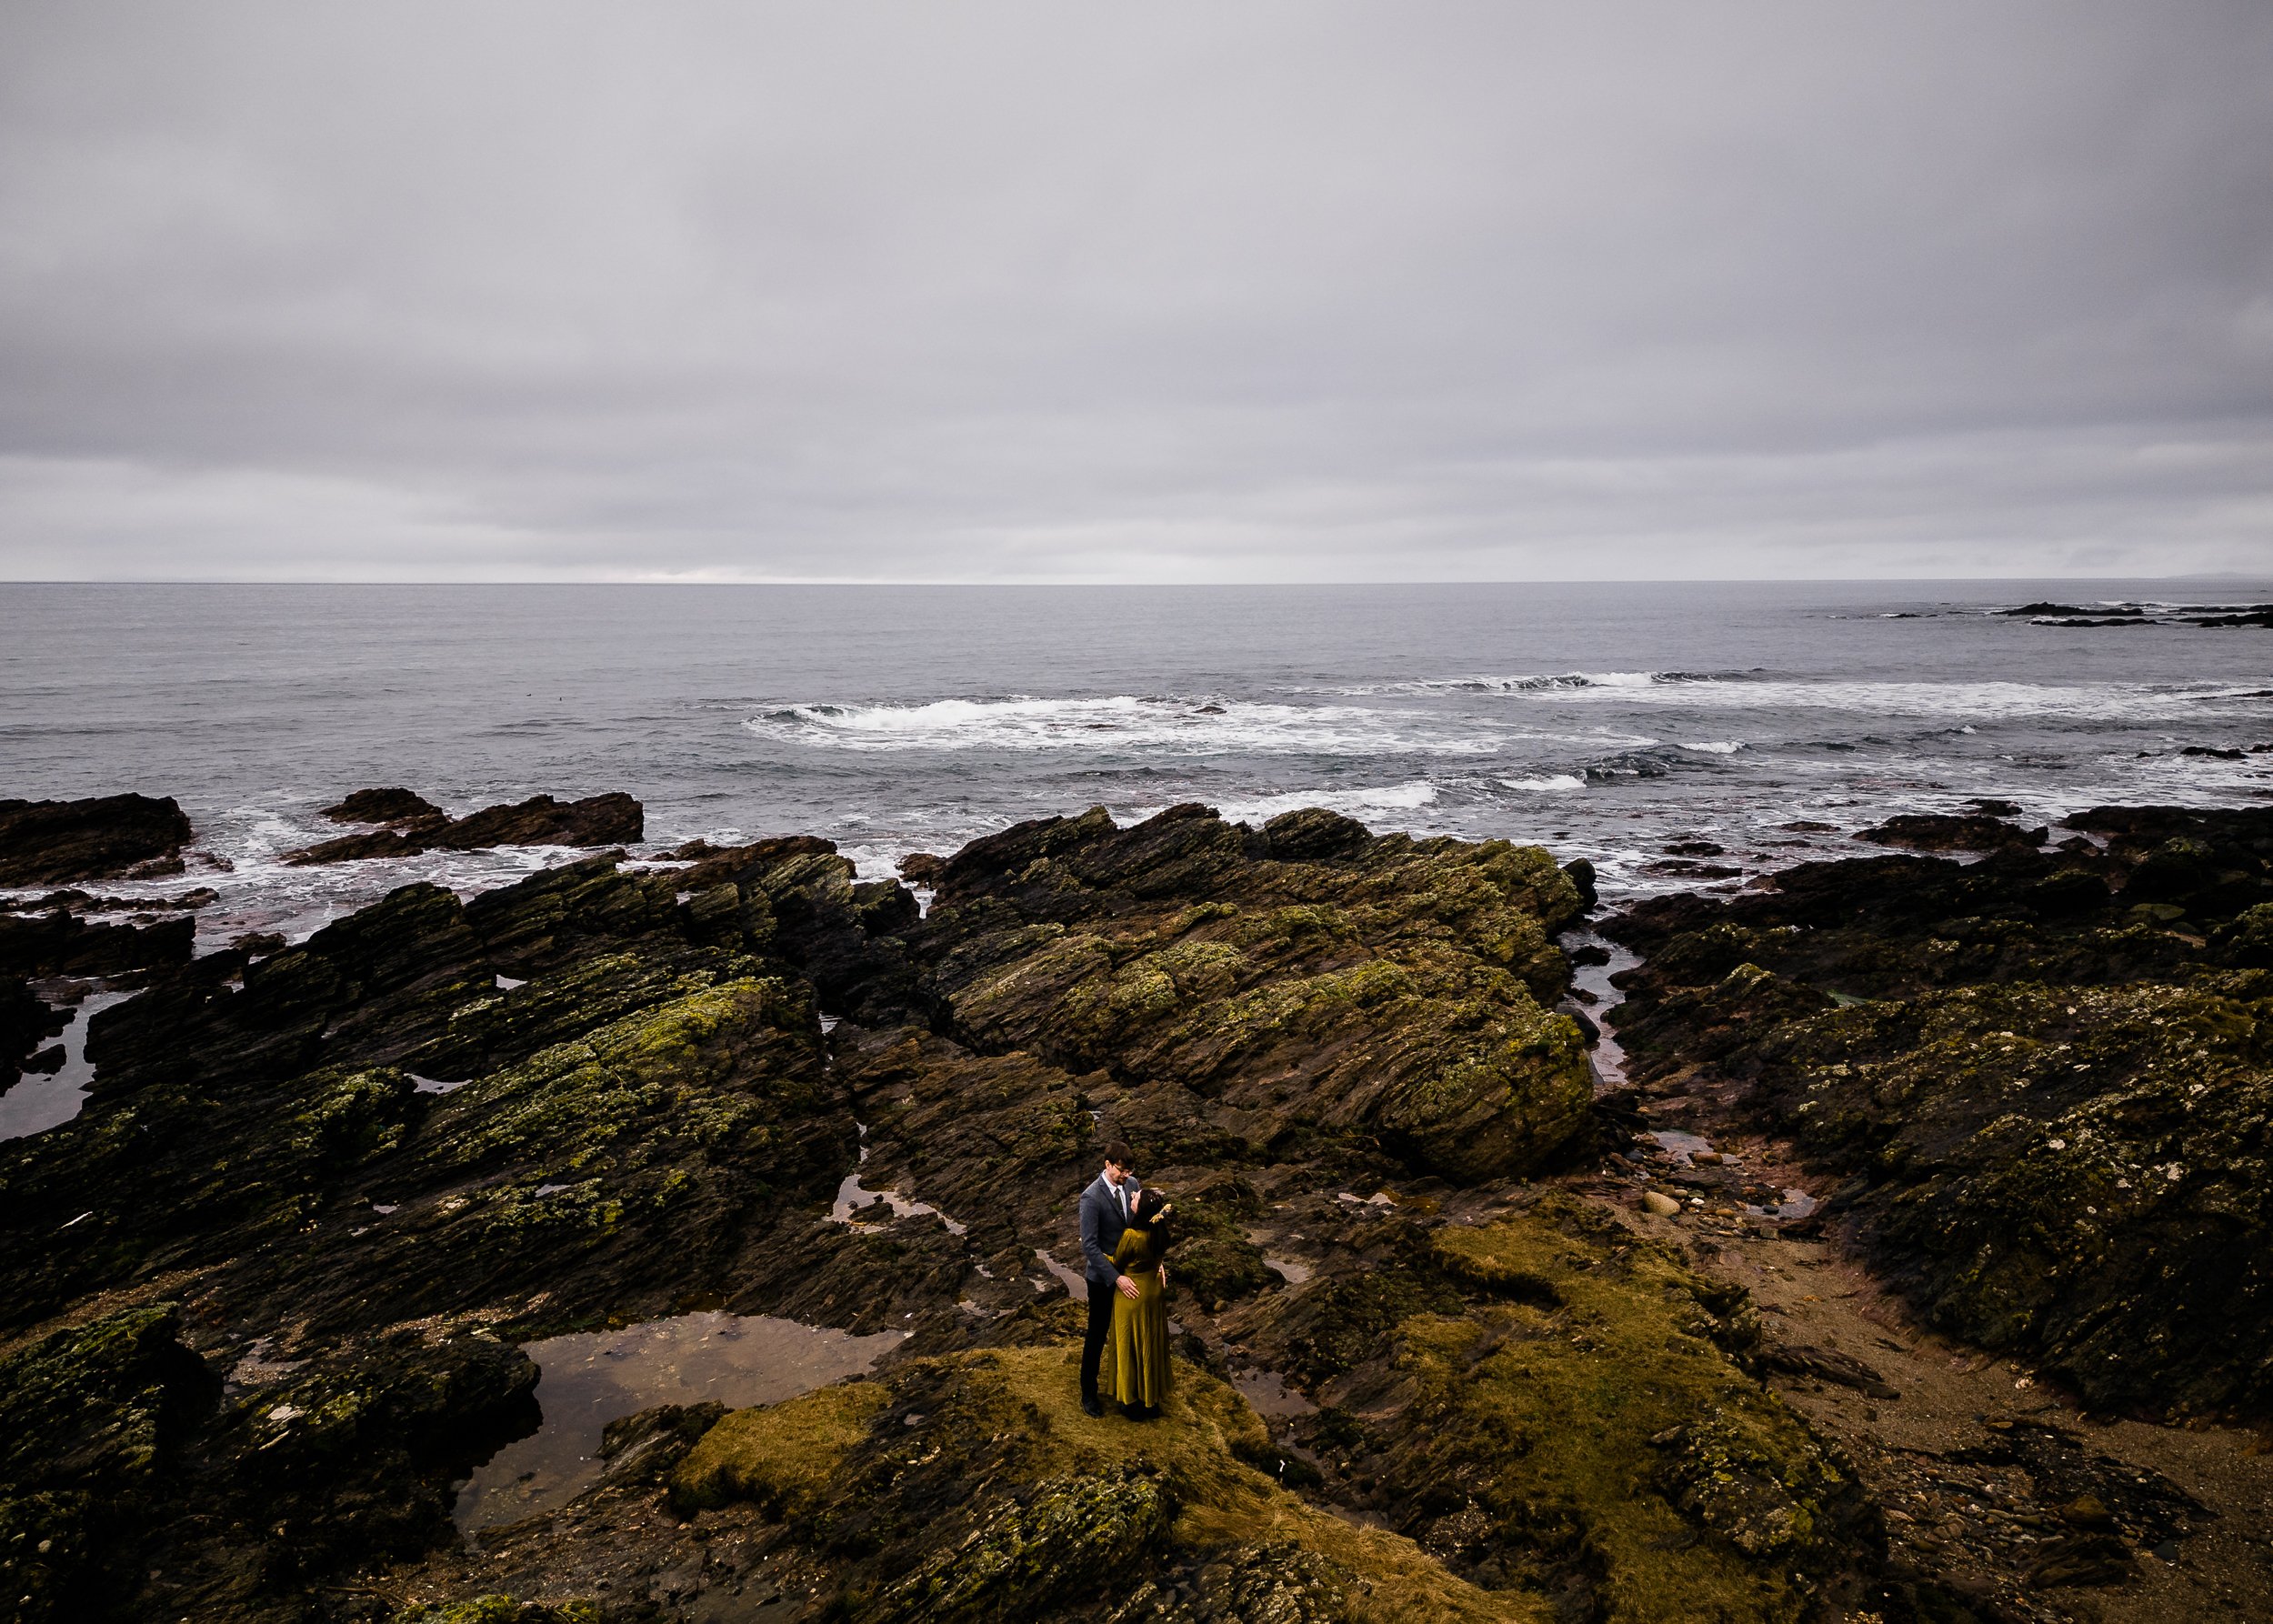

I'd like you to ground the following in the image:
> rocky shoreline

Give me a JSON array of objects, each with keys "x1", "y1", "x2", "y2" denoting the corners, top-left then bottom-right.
[{"x1": 2, "y1": 792, "x2": 2268, "y2": 1623}]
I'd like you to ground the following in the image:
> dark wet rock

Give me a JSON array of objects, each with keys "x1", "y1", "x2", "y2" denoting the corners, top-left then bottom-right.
[
  {"x1": 0, "y1": 838, "x2": 886, "y2": 1618},
  {"x1": 596, "y1": 1400, "x2": 728, "y2": 1487},
  {"x1": 192, "y1": 1331, "x2": 539, "y2": 1593},
  {"x1": 1856, "y1": 813, "x2": 2047, "y2": 853},
  {"x1": 0, "y1": 907, "x2": 195, "y2": 979},
  {"x1": 896, "y1": 851, "x2": 946, "y2": 885},
  {"x1": 1, "y1": 978, "x2": 68, "y2": 1093},
  {"x1": 0, "y1": 805, "x2": 1917, "y2": 1623},
  {"x1": 285, "y1": 791, "x2": 644, "y2": 865},
  {"x1": 438, "y1": 791, "x2": 643, "y2": 851},
  {"x1": 0, "y1": 887, "x2": 215, "y2": 916},
  {"x1": 1998, "y1": 602, "x2": 2120, "y2": 617},
  {"x1": 0, "y1": 795, "x2": 195, "y2": 886},
  {"x1": 322, "y1": 787, "x2": 445, "y2": 825},
  {"x1": 0, "y1": 1303, "x2": 216, "y2": 1623},
  {"x1": 1217, "y1": 1193, "x2": 1869, "y2": 1616},
  {"x1": 912, "y1": 805, "x2": 1590, "y2": 1182},
  {"x1": 1944, "y1": 1419, "x2": 2202, "y2": 1549},
  {"x1": 6, "y1": 851, "x2": 864, "y2": 1335},
  {"x1": 1607, "y1": 804, "x2": 2273, "y2": 1418},
  {"x1": 1758, "y1": 1340, "x2": 1898, "y2": 1398},
  {"x1": 1257, "y1": 807, "x2": 1371, "y2": 862},
  {"x1": 662, "y1": 837, "x2": 923, "y2": 1023}
]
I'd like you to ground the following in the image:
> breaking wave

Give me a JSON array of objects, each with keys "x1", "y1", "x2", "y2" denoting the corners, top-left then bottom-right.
[
  {"x1": 1208, "y1": 781, "x2": 1444, "y2": 824},
  {"x1": 1500, "y1": 774, "x2": 1586, "y2": 793},
  {"x1": 745, "y1": 696, "x2": 1510, "y2": 756}
]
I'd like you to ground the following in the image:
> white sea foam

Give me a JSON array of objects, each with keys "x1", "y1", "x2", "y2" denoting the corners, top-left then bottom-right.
[
  {"x1": 1500, "y1": 774, "x2": 1586, "y2": 793},
  {"x1": 1210, "y1": 781, "x2": 1444, "y2": 824},
  {"x1": 1313, "y1": 670, "x2": 2268, "y2": 726},
  {"x1": 745, "y1": 696, "x2": 1507, "y2": 756},
  {"x1": 1501, "y1": 677, "x2": 2267, "y2": 723},
  {"x1": 1681, "y1": 741, "x2": 1744, "y2": 754},
  {"x1": 1322, "y1": 669, "x2": 1716, "y2": 697}
]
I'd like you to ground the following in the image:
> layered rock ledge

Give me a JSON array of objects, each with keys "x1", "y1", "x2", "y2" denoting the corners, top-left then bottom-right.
[{"x1": 6, "y1": 797, "x2": 2266, "y2": 1623}]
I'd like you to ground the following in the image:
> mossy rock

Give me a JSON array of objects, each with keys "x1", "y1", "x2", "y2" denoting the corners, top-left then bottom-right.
[
  {"x1": 1753, "y1": 978, "x2": 2273, "y2": 1415},
  {"x1": 389, "y1": 1599, "x2": 599, "y2": 1624},
  {"x1": 671, "y1": 1379, "x2": 888, "y2": 1516},
  {"x1": 671, "y1": 1344, "x2": 1552, "y2": 1622},
  {"x1": 1373, "y1": 1205, "x2": 1867, "y2": 1620},
  {"x1": 1165, "y1": 1190, "x2": 1276, "y2": 1310},
  {"x1": 0, "y1": 1304, "x2": 215, "y2": 1622},
  {"x1": 917, "y1": 805, "x2": 1595, "y2": 1183}
]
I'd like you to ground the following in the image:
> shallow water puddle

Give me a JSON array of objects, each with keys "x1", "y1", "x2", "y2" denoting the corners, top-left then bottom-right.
[
  {"x1": 1647, "y1": 1128, "x2": 1715, "y2": 1165},
  {"x1": 1565, "y1": 931, "x2": 1641, "y2": 1088},
  {"x1": 1745, "y1": 1188, "x2": 1819, "y2": 1219},
  {"x1": 831, "y1": 1171, "x2": 966, "y2": 1234},
  {"x1": 828, "y1": 1120, "x2": 966, "y2": 1234},
  {"x1": 1034, "y1": 1246, "x2": 1088, "y2": 1299},
  {"x1": 0, "y1": 989, "x2": 131, "y2": 1142},
  {"x1": 454, "y1": 1312, "x2": 904, "y2": 1534}
]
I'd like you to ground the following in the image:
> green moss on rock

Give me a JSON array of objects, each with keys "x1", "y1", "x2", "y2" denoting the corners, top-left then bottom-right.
[
  {"x1": 915, "y1": 807, "x2": 1593, "y2": 1182},
  {"x1": 669, "y1": 1344, "x2": 1550, "y2": 1623}
]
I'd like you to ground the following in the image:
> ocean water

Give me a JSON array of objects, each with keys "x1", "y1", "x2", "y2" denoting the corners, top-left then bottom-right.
[{"x1": 3, "y1": 580, "x2": 2269, "y2": 947}]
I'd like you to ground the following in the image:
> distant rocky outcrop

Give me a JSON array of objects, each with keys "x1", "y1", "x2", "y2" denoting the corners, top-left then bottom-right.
[
  {"x1": 1855, "y1": 811, "x2": 2048, "y2": 852},
  {"x1": 320, "y1": 787, "x2": 443, "y2": 825},
  {"x1": 1994, "y1": 600, "x2": 2273, "y2": 628},
  {"x1": 0, "y1": 795, "x2": 194, "y2": 886},
  {"x1": 285, "y1": 789, "x2": 643, "y2": 864}
]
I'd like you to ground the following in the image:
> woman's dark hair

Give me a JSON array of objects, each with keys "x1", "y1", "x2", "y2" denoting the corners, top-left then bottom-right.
[{"x1": 1132, "y1": 1188, "x2": 1175, "y2": 1251}]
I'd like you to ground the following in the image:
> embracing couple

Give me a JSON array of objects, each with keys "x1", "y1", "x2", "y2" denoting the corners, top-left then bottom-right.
[{"x1": 1077, "y1": 1139, "x2": 1176, "y2": 1420}]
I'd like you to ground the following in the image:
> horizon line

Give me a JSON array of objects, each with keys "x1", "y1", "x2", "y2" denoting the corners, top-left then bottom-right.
[{"x1": 0, "y1": 572, "x2": 2266, "y2": 588}]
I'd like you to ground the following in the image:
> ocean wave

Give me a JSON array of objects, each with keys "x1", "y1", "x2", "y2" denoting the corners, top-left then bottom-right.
[
  {"x1": 1207, "y1": 781, "x2": 1445, "y2": 825},
  {"x1": 1507, "y1": 677, "x2": 2272, "y2": 722},
  {"x1": 1307, "y1": 670, "x2": 2272, "y2": 725},
  {"x1": 1499, "y1": 774, "x2": 1586, "y2": 793},
  {"x1": 1680, "y1": 741, "x2": 1744, "y2": 755},
  {"x1": 1583, "y1": 749, "x2": 1680, "y2": 783},
  {"x1": 1318, "y1": 669, "x2": 1733, "y2": 697},
  {"x1": 744, "y1": 696, "x2": 1510, "y2": 756}
]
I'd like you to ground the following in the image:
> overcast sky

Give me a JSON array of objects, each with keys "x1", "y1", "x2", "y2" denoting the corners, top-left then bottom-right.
[{"x1": 2, "y1": 3, "x2": 2268, "y2": 582}]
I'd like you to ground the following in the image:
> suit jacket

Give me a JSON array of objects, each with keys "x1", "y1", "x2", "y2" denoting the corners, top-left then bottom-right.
[{"x1": 1078, "y1": 1172, "x2": 1144, "y2": 1285}]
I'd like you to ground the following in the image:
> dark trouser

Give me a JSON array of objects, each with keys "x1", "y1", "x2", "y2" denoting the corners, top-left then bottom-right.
[{"x1": 1080, "y1": 1278, "x2": 1116, "y2": 1402}]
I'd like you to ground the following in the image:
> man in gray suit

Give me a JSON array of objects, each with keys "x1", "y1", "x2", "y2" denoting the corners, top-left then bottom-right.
[{"x1": 1077, "y1": 1139, "x2": 1142, "y2": 1417}]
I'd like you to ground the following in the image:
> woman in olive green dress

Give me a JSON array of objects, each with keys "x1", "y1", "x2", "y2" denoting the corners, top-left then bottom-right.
[{"x1": 1107, "y1": 1189, "x2": 1175, "y2": 1419}]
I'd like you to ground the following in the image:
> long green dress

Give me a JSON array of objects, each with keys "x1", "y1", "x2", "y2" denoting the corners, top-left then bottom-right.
[{"x1": 1106, "y1": 1225, "x2": 1172, "y2": 1409}]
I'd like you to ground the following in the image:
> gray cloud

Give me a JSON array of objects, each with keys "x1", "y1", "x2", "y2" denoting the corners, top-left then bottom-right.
[{"x1": 2, "y1": 1, "x2": 2268, "y2": 580}]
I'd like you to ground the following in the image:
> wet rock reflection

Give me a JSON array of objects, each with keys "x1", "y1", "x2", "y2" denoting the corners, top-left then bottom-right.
[{"x1": 454, "y1": 1311, "x2": 904, "y2": 1533}]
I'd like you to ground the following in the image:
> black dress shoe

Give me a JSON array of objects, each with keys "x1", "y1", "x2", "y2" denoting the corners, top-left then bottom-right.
[{"x1": 1081, "y1": 1395, "x2": 1105, "y2": 1418}]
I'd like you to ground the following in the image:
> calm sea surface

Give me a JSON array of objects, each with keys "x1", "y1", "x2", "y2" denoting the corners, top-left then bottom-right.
[{"x1": 4, "y1": 581, "x2": 2269, "y2": 946}]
